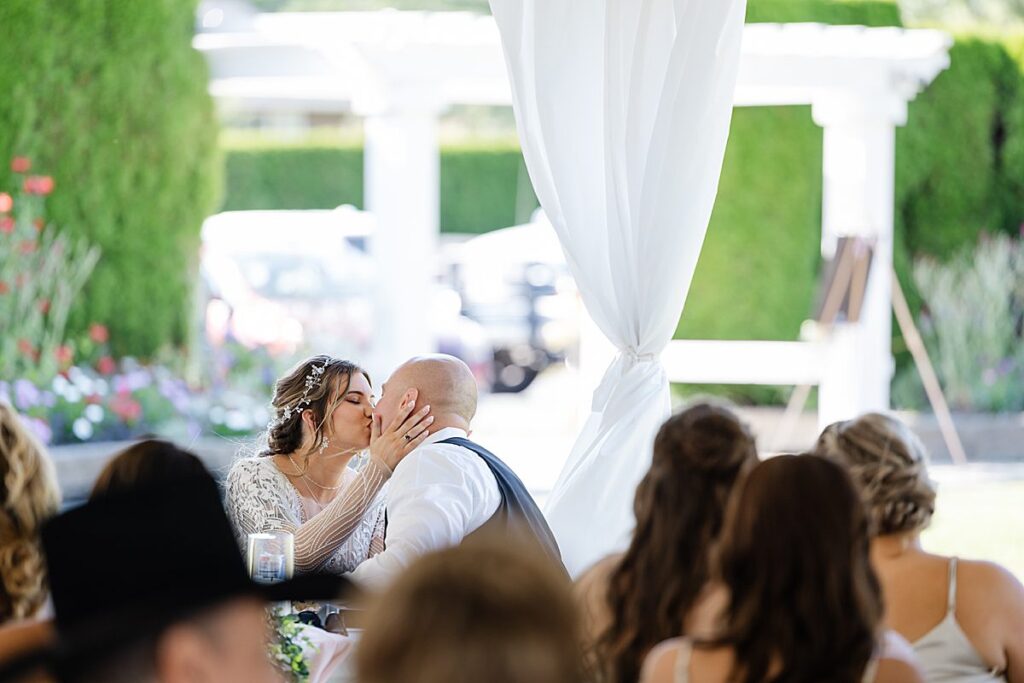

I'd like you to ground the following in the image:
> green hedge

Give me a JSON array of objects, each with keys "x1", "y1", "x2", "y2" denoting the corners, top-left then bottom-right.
[
  {"x1": 0, "y1": 0, "x2": 220, "y2": 358},
  {"x1": 746, "y1": 0, "x2": 902, "y2": 25}
]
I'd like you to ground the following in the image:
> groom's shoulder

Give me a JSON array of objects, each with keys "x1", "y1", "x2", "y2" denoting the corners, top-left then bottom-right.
[{"x1": 399, "y1": 439, "x2": 492, "y2": 480}]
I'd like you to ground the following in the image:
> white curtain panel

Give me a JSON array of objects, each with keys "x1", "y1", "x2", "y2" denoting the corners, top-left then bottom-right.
[{"x1": 489, "y1": 0, "x2": 748, "y2": 575}]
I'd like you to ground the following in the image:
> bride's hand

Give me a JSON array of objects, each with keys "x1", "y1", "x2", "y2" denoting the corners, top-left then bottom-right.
[{"x1": 369, "y1": 392, "x2": 434, "y2": 471}]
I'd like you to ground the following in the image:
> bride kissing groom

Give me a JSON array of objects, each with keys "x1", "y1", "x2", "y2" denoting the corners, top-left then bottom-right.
[{"x1": 226, "y1": 353, "x2": 563, "y2": 592}]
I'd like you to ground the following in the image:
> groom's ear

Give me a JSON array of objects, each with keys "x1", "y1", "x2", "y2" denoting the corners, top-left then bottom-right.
[{"x1": 402, "y1": 388, "x2": 418, "y2": 407}]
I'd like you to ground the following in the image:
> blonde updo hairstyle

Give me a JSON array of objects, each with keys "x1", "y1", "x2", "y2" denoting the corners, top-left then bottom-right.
[
  {"x1": 261, "y1": 355, "x2": 370, "y2": 459},
  {"x1": 0, "y1": 402, "x2": 61, "y2": 623},
  {"x1": 815, "y1": 412, "x2": 936, "y2": 536}
]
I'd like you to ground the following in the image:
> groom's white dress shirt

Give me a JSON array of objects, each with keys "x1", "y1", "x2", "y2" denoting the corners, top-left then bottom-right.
[{"x1": 349, "y1": 427, "x2": 501, "y2": 589}]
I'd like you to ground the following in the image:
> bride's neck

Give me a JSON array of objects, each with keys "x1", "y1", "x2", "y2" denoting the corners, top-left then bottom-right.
[{"x1": 282, "y1": 448, "x2": 358, "y2": 491}]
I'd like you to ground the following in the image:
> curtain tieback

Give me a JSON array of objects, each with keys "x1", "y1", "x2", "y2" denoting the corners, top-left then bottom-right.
[{"x1": 622, "y1": 349, "x2": 658, "y2": 363}]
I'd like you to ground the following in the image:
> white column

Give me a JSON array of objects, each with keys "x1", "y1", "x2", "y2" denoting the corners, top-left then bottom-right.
[
  {"x1": 813, "y1": 94, "x2": 904, "y2": 428},
  {"x1": 363, "y1": 99, "x2": 442, "y2": 378}
]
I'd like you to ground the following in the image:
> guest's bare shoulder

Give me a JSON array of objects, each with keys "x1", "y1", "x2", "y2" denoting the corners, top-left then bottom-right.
[
  {"x1": 639, "y1": 638, "x2": 685, "y2": 683},
  {"x1": 574, "y1": 553, "x2": 623, "y2": 596},
  {"x1": 874, "y1": 657, "x2": 925, "y2": 683},
  {"x1": 574, "y1": 553, "x2": 623, "y2": 643},
  {"x1": 956, "y1": 558, "x2": 1024, "y2": 633}
]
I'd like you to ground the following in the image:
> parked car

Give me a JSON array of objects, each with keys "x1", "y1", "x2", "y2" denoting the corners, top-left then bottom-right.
[
  {"x1": 200, "y1": 207, "x2": 495, "y2": 388},
  {"x1": 441, "y1": 212, "x2": 580, "y2": 393}
]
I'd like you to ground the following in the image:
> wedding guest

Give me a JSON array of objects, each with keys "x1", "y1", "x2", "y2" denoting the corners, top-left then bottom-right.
[
  {"x1": 355, "y1": 535, "x2": 585, "y2": 683},
  {"x1": 574, "y1": 403, "x2": 758, "y2": 683},
  {"x1": 0, "y1": 403, "x2": 60, "y2": 626},
  {"x1": 0, "y1": 466, "x2": 351, "y2": 683},
  {"x1": 90, "y1": 439, "x2": 208, "y2": 499},
  {"x1": 816, "y1": 413, "x2": 1024, "y2": 682},
  {"x1": 225, "y1": 355, "x2": 432, "y2": 575},
  {"x1": 641, "y1": 455, "x2": 923, "y2": 683}
]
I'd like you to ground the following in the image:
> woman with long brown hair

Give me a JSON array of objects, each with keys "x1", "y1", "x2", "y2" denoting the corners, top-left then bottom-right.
[
  {"x1": 575, "y1": 403, "x2": 758, "y2": 683},
  {"x1": 641, "y1": 454, "x2": 923, "y2": 683},
  {"x1": 817, "y1": 413, "x2": 1023, "y2": 682},
  {"x1": 225, "y1": 355, "x2": 433, "y2": 575},
  {"x1": 0, "y1": 402, "x2": 60, "y2": 625}
]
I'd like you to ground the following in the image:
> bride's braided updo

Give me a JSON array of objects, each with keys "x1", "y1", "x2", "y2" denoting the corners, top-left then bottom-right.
[
  {"x1": 262, "y1": 355, "x2": 369, "y2": 458},
  {"x1": 815, "y1": 413, "x2": 936, "y2": 536}
]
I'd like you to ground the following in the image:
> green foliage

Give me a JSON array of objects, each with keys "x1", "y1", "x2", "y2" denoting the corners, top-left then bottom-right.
[
  {"x1": 897, "y1": 38, "x2": 1023, "y2": 257},
  {"x1": 223, "y1": 141, "x2": 364, "y2": 211},
  {"x1": 893, "y1": 235, "x2": 1024, "y2": 411},
  {"x1": 747, "y1": 0, "x2": 903, "y2": 25},
  {"x1": 0, "y1": 178, "x2": 100, "y2": 381},
  {"x1": 676, "y1": 108, "x2": 823, "y2": 344},
  {"x1": 0, "y1": 0, "x2": 221, "y2": 358}
]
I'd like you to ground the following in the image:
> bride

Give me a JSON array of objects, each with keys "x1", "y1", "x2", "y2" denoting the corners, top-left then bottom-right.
[{"x1": 225, "y1": 354, "x2": 433, "y2": 575}]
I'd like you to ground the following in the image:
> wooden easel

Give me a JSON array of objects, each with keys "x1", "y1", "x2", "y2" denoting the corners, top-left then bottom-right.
[{"x1": 768, "y1": 238, "x2": 968, "y2": 464}]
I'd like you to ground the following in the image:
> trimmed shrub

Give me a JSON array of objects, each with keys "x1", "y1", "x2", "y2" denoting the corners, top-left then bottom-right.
[
  {"x1": 0, "y1": 0, "x2": 221, "y2": 358},
  {"x1": 746, "y1": 0, "x2": 903, "y2": 25},
  {"x1": 223, "y1": 139, "x2": 363, "y2": 211}
]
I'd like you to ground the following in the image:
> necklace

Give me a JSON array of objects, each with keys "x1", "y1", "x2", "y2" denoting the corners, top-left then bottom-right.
[{"x1": 287, "y1": 454, "x2": 345, "y2": 491}]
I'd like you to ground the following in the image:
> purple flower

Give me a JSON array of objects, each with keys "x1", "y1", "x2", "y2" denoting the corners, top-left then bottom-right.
[
  {"x1": 158, "y1": 378, "x2": 190, "y2": 413},
  {"x1": 124, "y1": 370, "x2": 152, "y2": 392},
  {"x1": 19, "y1": 415, "x2": 52, "y2": 445},
  {"x1": 14, "y1": 379, "x2": 40, "y2": 410},
  {"x1": 40, "y1": 390, "x2": 56, "y2": 408}
]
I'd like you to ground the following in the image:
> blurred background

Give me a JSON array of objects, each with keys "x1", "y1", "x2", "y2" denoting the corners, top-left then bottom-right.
[{"x1": 0, "y1": 0, "x2": 1021, "y2": 575}]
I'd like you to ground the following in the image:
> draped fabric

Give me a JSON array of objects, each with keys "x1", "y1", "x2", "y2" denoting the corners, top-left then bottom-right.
[{"x1": 488, "y1": 0, "x2": 748, "y2": 575}]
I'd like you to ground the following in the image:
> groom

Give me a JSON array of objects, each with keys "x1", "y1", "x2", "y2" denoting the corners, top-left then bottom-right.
[{"x1": 350, "y1": 354, "x2": 564, "y2": 588}]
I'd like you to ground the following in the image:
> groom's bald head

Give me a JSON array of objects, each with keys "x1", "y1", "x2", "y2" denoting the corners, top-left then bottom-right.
[{"x1": 379, "y1": 354, "x2": 478, "y2": 430}]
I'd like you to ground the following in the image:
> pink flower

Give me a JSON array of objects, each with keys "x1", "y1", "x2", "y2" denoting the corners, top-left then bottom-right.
[
  {"x1": 11, "y1": 157, "x2": 30, "y2": 173},
  {"x1": 97, "y1": 356, "x2": 117, "y2": 375},
  {"x1": 0, "y1": 281, "x2": 8, "y2": 295},
  {"x1": 17, "y1": 339, "x2": 36, "y2": 359},
  {"x1": 23, "y1": 176, "x2": 54, "y2": 196},
  {"x1": 0, "y1": 217, "x2": 13, "y2": 234},
  {"x1": 0, "y1": 193, "x2": 12, "y2": 213},
  {"x1": 89, "y1": 324, "x2": 109, "y2": 344},
  {"x1": 54, "y1": 345, "x2": 73, "y2": 366},
  {"x1": 38, "y1": 299, "x2": 50, "y2": 314},
  {"x1": 33, "y1": 218, "x2": 44, "y2": 232},
  {"x1": 18, "y1": 240, "x2": 36, "y2": 255},
  {"x1": 110, "y1": 393, "x2": 142, "y2": 423}
]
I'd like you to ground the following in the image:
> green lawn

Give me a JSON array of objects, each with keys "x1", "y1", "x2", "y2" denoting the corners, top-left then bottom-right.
[{"x1": 921, "y1": 470, "x2": 1024, "y2": 581}]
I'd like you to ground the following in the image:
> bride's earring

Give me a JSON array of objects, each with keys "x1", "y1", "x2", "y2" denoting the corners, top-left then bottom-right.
[{"x1": 319, "y1": 437, "x2": 330, "y2": 454}]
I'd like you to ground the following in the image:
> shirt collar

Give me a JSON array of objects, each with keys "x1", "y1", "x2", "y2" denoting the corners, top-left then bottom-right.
[{"x1": 422, "y1": 426, "x2": 468, "y2": 447}]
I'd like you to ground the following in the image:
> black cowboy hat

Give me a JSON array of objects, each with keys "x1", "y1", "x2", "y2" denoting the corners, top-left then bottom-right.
[{"x1": 0, "y1": 472, "x2": 353, "y2": 682}]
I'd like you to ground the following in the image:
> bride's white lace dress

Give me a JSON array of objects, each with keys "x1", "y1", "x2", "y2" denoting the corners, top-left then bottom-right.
[{"x1": 224, "y1": 456, "x2": 389, "y2": 574}]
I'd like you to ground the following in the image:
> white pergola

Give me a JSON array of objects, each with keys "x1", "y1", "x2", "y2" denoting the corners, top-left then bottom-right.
[{"x1": 195, "y1": 10, "x2": 951, "y2": 427}]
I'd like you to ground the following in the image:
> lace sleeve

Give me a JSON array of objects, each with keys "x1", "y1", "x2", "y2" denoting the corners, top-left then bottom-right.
[
  {"x1": 368, "y1": 506, "x2": 387, "y2": 558},
  {"x1": 225, "y1": 458, "x2": 300, "y2": 549},
  {"x1": 291, "y1": 458, "x2": 392, "y2": 573}
]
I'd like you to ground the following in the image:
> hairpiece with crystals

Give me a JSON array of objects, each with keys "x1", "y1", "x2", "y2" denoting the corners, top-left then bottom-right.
[{"x1": 279, "y1": 360, "x2": 328, "y2": 421}]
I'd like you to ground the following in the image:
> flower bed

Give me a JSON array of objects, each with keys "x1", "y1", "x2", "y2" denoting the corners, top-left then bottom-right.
[{"x1": 1, "y1": 156, "x2": 276, "y2": 445}]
